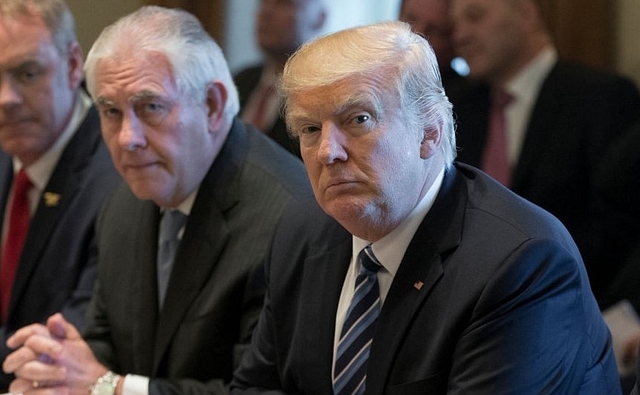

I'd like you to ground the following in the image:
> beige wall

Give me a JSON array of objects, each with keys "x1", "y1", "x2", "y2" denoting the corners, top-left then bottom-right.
[
  {"x1": 66, "y1": 0, "x2": 143, "y2": 56},
  {"x1": 67, "y1": 0, "x2": 640, "y2": 88},
  {"x1": 617, "y1": 0, "x2": 640, "y2": 88}
]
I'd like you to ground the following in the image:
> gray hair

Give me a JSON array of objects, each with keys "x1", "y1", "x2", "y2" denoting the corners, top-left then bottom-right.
[
  {"x1": 280, "y1": 20, "x2": 456, "y2": 167},
  {"x1": 0, "y1": 0, "x2": 78, "y2": 57},
  {"x1": 84, "y1": 6, "x2": 239, "y2": 117}
]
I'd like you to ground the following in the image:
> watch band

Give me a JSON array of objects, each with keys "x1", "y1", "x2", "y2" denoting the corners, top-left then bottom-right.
[{"x1": 90, "y1": 370, "x2": 121, "y2": 395}]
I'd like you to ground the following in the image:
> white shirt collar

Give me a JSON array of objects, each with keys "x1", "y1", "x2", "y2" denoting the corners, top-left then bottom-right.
[
  {"x1": 505, "y1": 46, "x2": 557, "y2": 107},
  {"x1": 353, "y1": 166, "x2": 446, "y2": 278},
  {"x1": 174, "y1": 189, "x2": 197, "y2": 216},
  {"x1": 501, "y1": 46, "x2": 557, "y2": 163}
]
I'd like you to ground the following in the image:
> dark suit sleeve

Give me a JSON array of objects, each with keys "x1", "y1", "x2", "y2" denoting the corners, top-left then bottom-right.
[
  {"x1": 83, "y1": 205, "x2": 120, "y2": 369},
  {"x1": 60, "y1": 234, "x2": 99, "y2": 330},
  {"x1": 229, "y1": 263, "x2": 289, "y2": 395},
  {"x1": 447, "y1": 238, "x2": 619, "y2": 394}
]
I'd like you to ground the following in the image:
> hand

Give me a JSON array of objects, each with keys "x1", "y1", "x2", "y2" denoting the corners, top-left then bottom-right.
[
  {"x1": 3, "y1": 313, "x2": 108, "y2": 395},
  {"x1": 622, "y1": 331, "x2": 640, "y2": 370}
]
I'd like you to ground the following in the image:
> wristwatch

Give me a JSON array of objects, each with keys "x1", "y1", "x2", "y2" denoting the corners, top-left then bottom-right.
[{"x1": 90, "y1": 371, "x2": 121, "y2": 395}]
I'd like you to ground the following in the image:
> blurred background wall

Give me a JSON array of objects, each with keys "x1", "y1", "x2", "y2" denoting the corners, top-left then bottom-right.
[{"x1": 67, "y1": 0, "x2": 640, "y2": 88}]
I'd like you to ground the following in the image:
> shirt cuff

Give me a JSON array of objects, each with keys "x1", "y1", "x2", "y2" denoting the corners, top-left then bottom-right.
[{"x1": 122, "y1": 374, "x2": 150, "y2": 395}]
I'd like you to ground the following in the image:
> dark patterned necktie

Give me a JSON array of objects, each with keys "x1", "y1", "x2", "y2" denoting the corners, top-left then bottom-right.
[{"x1": 333, "y1": 245, "x2": 382, "y2": 395}]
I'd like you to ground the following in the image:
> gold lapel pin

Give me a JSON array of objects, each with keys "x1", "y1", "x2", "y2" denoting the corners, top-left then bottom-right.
[
  {"x1": 414, "y1": 280, "x2": 424, "y2": 290},
  {"x1": 43, "y1": 192, "x2": 61, "y2": 207}
]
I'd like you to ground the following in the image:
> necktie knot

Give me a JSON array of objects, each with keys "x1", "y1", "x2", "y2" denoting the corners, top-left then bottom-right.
[
  {"x1": 359, "y1": 245, "x2": 382, "y2": 275},
  {"x1": 493, "y1": 88, "x2": 513, "y2": 110},
  {"x1": 159, "y1": 210, "x2": 187, "y2": 244},
  {"x1": 14, "y1": 169, "x2": 32, "y2": 196}
]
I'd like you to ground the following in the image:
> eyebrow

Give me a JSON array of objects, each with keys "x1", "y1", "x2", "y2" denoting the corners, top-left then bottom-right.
[
  {"x1": 287, "y1": 90, "x2": 383, "y2": 123},
  {"x1": 95, "y1": 90, "x2": 163, "y2": 107},
  {"x1": 95, "y1": 97, "x2": 115, "y2": 107},
  {"x1": 130, "y1": 90, "x2": 162, "y2": 103},
  {"x1": 2, "y1": 59, "x2": 42, "y2": 75}
]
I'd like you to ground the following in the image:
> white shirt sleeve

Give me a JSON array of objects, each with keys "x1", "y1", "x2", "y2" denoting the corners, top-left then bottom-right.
[{"x1": 122, "y1": 374, "x2": 150, "y2": 395}]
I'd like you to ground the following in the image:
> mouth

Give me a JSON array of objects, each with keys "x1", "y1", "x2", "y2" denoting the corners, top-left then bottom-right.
[
  {"x1": 0, "y1": 118, "x2": 34, "y2": 129},
  {"x1": 122, "y1": 162, "x2": 162, "y2": 172},
  {"x1": 325, "y1": 179, "x2": 359, "y2": 193}
]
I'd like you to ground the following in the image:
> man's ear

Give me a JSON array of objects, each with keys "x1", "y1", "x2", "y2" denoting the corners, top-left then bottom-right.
[
  {"x1": 67, "y1": 42, "x2": 84, "y2": 90},
  {"x1": 420, "y1": 126, "x2": 441, "y2": 159},
  {"x1": 206, "y1": 81, "x2": 228, "y2": 132}
]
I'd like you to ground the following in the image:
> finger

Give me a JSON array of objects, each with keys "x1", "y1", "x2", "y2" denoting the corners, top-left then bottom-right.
[
  {"x1": 9, "y1": 377, "x2": 68, "y2": 395},
  {"x1": 4, "y1": 334, "x2": 63, "y2": 374},
  {"x1": 6, "y1": 323, "x2": 50, "y2": 349},
  {"x1": 3, "y1": 344, "x2": 39, "y2": 373},
  {"x1": 12, "y1": 358, "x2": 67, "y2": 384},
  {"x1": 9, "y1": 376, "x2": 37, "y2": 394},
  {"x1": 23, "y1": 335, "x2": 63, "y2": 360},
  {"x1": 47, "y1": 314, "x2": 81, "y2": 341}
]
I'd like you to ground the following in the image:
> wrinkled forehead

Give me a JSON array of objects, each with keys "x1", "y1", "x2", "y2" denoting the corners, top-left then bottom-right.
[{"x1": 285, "y1": 74, "x2": 398, "y2": 122}]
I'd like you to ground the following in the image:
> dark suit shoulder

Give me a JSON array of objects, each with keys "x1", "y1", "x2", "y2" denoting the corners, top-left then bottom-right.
[
  {"x1": 227, "y1": 119, "x2": 311, "y2": 199},
  {"x1": 275, "y1": 196, "x2": 348, "y2": 248},
  {"x1": 453, "y1": 163, "x2": 580, "y2": 256},
  {"x1": 543, "y1": 61, "x2": 640, "y2": 112}
]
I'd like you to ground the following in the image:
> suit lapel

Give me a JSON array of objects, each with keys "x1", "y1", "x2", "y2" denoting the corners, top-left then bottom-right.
[
  {"x1": 0, "y1": 155, "x2": 12, "y2": 226},
  {"x1": 367, "y1": 167, "x2": 465, "y2": 394},
  {"x1": 298, "y1": 240, "x2": 351, "y2": 395},
  {"x1": 130, "y1": 201, "x2": 162, "y2": 375},
  {"x1": 151, "y1": 122, "x2": 248, "y2": 373},
  {"x1": 9, "y1": 108, "x2": 102, "y2": 313},
  {"x1": 152, "y1": 198, "x2": 228, "y2": 372}
]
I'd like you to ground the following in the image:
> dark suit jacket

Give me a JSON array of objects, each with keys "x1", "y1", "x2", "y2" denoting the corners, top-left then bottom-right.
[
  {"x1": 454, "y1": 61, "x2": 640, "y2": 299},
  {"x1": 231, "y1": 163, "x2": 620, "y2": 394},
  {"x1": 595, "y1": 119, "x2": 640, "y2": 311},
  {"x1": 83, "y1": 119, "x2": 312, "y2": 395},
  {"x1": 0, "y1": 106, "x2": 120, "y2": 390},
  {"x1": 234, "y1": 64, "x2": 301, "y2": 158}
]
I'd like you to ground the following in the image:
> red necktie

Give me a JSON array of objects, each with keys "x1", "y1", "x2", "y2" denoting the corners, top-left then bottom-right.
[
  {"x1": 482, "y1": 89, "x2": 513, "y2": 186},
  {"x1": 250, "y1": 83, "x2": 275, "y2": 132},
  {"x1": 1, "y1": 169, "x2": 32, "y2": 323}
]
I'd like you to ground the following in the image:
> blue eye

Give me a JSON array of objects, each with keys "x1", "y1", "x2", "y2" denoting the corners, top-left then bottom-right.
[
  {"x1": 354, "y1": 114, "x2": 370, "y2": 124},
  {"x1": 145, "y1": 103, "x2": 162, "y2": 112}
]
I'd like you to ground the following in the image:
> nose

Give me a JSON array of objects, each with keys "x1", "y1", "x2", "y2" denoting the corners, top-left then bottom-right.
[
  {"x1": 0, "y1": 77, "x2": 22, "y2": 107},
  {"x1": 118, "y1": 112, "x2": 147, "y2": 151},
  {"x1": 316, "y1": 122, "x2": 348, "y2": 164}
]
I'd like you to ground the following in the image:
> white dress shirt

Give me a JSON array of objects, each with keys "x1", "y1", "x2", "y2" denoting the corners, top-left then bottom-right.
[
  {"x1": 503, "y1": 46, "x2": 558, "y2": 166},
  {"x1": 332, "y1": 168, "x2": 445, "y2": 368}
]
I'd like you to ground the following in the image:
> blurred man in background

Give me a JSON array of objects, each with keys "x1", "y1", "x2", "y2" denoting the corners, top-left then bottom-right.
[{"x1": 234, "y1": 0, "x2": 327, "y2": 157}]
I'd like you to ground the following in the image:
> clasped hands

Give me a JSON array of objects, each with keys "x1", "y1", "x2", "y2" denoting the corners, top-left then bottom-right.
[{"x1": 2, "y1": 313, "x2": 107, "y2": 395}]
